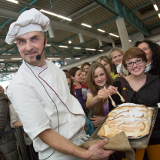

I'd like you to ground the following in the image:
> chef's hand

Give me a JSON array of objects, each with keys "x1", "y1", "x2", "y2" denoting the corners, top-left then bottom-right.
[
  {"x1": 107, "y1": 86, "x2": 118, "y2": 95},
  {"x1": 97, "y1": 89, "x2": 109, "y2": 100},
  {"x1": 86, "y1": 139, "x2": 115, "y2": 160}
]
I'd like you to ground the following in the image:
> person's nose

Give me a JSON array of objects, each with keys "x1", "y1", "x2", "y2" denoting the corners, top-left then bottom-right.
[
  {"x1": 98, "y1": 76, "x2": 101, "y2": 81},
  {"x1": 25, "y1": 41, "x2": 33, "y2": 51}
]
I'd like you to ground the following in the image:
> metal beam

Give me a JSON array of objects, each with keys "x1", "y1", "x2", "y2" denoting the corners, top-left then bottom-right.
[
  {"x1": 0, "y1": 0, "x2": 39, "y2": 28},
  {"x1": 94, "y1": 0, "x2": 149, "y2": 36},
  {"x1": 149, "y1": 22, "x2": 160, "y2": 29},
  {"x1": 94, "y1": 0, "x2": 119, "y2": 16},
  {"x1": 60, "y1": 17, "x2": 117, "y2": 44},
  {"x1": 80, "y1": 24, "x2": 131, "y2": 47},
  {"x1": 141, "y1": 14, "x2": 157, "y2": 22},
  {"x1": 131, "y1": 2, "x2": 152, "y2": 13}
]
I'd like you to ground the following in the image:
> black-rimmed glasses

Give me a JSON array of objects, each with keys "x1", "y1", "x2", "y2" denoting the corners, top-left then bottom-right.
[{"x1": 126, "y1": 59, "x2": 144, "y2": 67}]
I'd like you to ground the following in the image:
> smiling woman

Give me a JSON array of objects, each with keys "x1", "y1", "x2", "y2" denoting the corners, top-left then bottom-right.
[
  {"x1": 85, "y1": 63, "x2": 117, "y2": 128},
  {"x1": 135, "y1": 39, "x2": 160, "y2": 77},
  {"x1": 110, "y1": 47, "x2": 160, "y2": 160},
  {"x1": 68, "y1": 67, "x2": 88, "y2": 111}
]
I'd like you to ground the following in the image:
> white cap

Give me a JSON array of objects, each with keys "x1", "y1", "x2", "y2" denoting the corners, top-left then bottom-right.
[{"x1": 5, "y1": 8, "x2": 50, "y2": 45}]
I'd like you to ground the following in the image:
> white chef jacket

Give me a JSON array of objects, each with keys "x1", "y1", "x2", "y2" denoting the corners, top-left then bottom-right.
[{"x1": 7, "y1": 60, "x2": 86, "y2": 160}]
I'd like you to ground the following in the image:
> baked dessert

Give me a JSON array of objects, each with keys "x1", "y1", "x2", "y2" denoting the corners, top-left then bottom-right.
[{"x1": 98, "y1": 103, "x2": 153, "y2": 138}]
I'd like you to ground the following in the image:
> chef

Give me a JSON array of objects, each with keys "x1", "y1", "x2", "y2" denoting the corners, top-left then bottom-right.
[{"x1": 5, "y1": 8, "x2": 114, "y2": 160}]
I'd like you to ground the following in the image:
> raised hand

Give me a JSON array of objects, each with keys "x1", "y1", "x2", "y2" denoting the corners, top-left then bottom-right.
[{"x1": 90, "y1": 115, "x2": 105, "y2": 127}]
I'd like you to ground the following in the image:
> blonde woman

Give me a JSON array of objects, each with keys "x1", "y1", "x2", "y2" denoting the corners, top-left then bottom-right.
[
  {"x1": 109, "y1": 47, "x2": 128, "y2": 76},
  {"x1": 97, "y1": 56, "x2": 118, "y2": 80}
]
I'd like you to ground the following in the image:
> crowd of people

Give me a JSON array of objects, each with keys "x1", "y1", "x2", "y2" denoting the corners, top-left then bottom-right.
[{"x1": 1, "y1": 7, "x2": 160, "y2": 160}]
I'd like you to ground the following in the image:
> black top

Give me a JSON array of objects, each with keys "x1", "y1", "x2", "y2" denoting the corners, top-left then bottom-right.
[
  {"x1": 148, "y1": 64, "x2": 160, "y2": 77},
  {"x1": 112, "y1": 73, "x2": 160, "y2": 107}
]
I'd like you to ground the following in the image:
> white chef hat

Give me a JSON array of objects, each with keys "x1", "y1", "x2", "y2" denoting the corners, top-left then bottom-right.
[{"x1": 5, "y1": 8, "x2": 50, "y2": 45}]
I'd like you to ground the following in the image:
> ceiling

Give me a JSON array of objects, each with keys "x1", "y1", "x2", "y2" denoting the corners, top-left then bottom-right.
[{"x1": 0, "y1": 0, "x2": 160, "y2": 80}]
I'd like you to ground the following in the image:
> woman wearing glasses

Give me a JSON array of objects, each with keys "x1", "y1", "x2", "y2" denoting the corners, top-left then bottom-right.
[{"x1": 110, "y1": 47, "x2": 160, "y2": 160}]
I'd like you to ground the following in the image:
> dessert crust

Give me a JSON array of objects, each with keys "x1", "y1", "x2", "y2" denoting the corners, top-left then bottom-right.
[{"x1": 98, "y1": 104, "x2": 153, "y2": 138}]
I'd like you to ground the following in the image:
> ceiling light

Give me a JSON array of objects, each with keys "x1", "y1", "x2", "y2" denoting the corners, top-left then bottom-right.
[
  {"x1": 109, "y1": 33, "x2": 119, "y2": 38},
  {"x1": 2, "y1": 53, "x2": 11, "y2": 55},
  {"x1": 40, "y1": 9, "x2": 72, "y2": 21},
  {"x1": 85, "y1": 48, "x2": 96, "y2": 51},
  {"x1": 59, "y1": 45, "x2": 68, "y2": 48},
  {"x1": 129, "y1": 40, "x2": 132, "y2": 42},
  {"x1": 47, "y1": 58, "x2": 60, "y2": 60},
  {"x1": 153, "y1": 4, "x2": 159, "y2": 11},
  {"x1": 0, "y1": 59, "x2": 4, "y2": 61},
  {"x1": 47, "y1": 44, "x2": 51, "y2": 46},
  {"x1": 68, "y1": 40, "x2": 72, "y2": 44},
  {"x1": 74, "y1": 47, "x2": 81, "y2": 49},
  {"x1": 75, "y1": 58, "x2": 80, "y2": 59},
  {"x1": 81, "y1": 23, "x2": 92, "y2": 28},
  {"x1": 158, "y1": 13, "x2": 160, "y2": 18},
  {"x1": 99, "y1": 50, "x2": 103, "y2": 52},
  {"x1": 66, "y1": 58, "x2": 71, "y2": 59},
  {"x1": 97, "y1": 29, "x2": 105, "y2": 33},
  {"x1": 6, "y1": 0, "x2": 19, "y2": 4},
  {"x1": 11, "y1": 58, "x2": 22, "y2": 60}
]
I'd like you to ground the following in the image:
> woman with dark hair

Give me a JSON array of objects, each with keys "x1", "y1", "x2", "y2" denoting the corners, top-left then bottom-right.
[
  {"x1": 86, "y1": 63, "x2": 116, "y2": 128},
  {"x1": 66, "y1": 73, "x2": 86, "y2": 111},
  {"x1": 81, "y1": 62, "x2": 91, "y2": 73},
  {"x1": 97, "y1": 56, "x2": 118, "y2": 80},
  {"x1": 110, "y1": 47, "x2": 160, "y2": 160},
  {"x1": 81, "y1": 70, "x2": 87, "y2": 84},
  {"x1": 135, "y1": 39, "x2": 160, "y2": 76},
  {"x1": 65, "y1": 73, "x2": 94, "y2": 135},
  {"x1": 68, "y1": 67, "x2": 87, "y2": 111},
  {"x1": 65, "y1": 73, "x2": 76, "y2": 97}
]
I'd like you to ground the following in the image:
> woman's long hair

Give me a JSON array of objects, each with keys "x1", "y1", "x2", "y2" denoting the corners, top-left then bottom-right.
[
  {"x1": 65, "y1": 73, "x2": 76, "y2": 97},
  {"x1": 86, "y1": 63, "x2": 113, "y2": 116},
  {"x1": 135, "y1": 39, "x2": 160, "y2": 75}
]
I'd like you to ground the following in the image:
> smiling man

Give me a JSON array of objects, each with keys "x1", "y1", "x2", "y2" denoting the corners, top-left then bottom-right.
[
  {"x1": 5, "y1": 8, "x2": 114, "y2": 160},
  {"x1": 16, "y1": 31, "x2": 46, "y2": 66}
]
